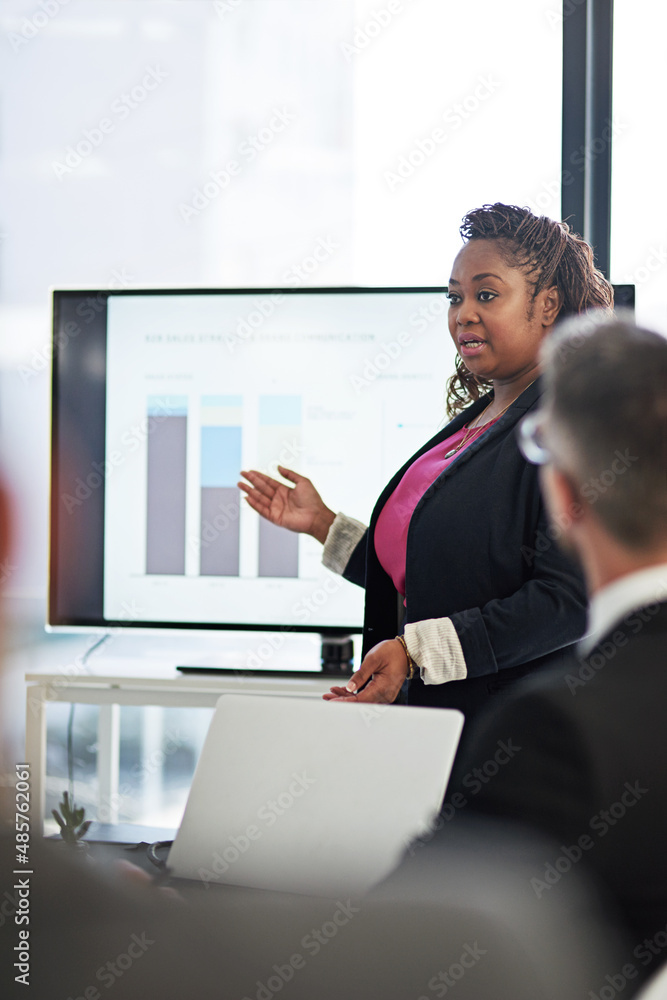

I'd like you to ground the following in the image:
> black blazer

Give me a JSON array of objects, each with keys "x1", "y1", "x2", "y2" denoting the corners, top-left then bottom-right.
[
  {"x1": 344, "y1": 379, "x2": 587, "y2": 718},
  {"x1": 449, "y1": 599, "x2": 667, "y2": 945}
]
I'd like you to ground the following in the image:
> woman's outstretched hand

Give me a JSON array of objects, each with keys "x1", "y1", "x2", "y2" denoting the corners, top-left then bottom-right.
[
  {"x1": 238, "y1": 465, "x2": 336, "y2": 543},
  {"x1": 323, "y1": 639, "x2": 410, "y2": 704}
]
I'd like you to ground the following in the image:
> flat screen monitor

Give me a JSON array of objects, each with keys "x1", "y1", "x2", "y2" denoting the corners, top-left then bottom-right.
[{"x1": 48, "y1": 287, "x2": 453, "y2": 644}]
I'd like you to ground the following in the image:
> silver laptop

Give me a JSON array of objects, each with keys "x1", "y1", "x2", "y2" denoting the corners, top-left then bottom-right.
[{"x1": 167, "y1": 694, "x2": 463, "y2": 897}]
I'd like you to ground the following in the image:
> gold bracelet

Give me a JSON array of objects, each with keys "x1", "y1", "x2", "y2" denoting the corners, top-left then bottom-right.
[{"x1": 395, "y1": 634, "x2": 416, "y2": 681}]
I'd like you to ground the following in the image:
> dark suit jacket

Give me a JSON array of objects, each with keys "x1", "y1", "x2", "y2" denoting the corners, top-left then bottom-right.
[
  {"x1": 344, "y1": 379, "x2": 587, "y2": 720},
  {"x1": 447, "y1": 599, "x2": 667, "y2": 946}
]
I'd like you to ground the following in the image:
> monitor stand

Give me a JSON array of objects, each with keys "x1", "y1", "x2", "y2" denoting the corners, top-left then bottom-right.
[
  {"x1": 320, "y1": 634, "x2": 355, "y2": 675},
  {"x1": 173, "y1": 630, "x2": 356, "y2": 676}
]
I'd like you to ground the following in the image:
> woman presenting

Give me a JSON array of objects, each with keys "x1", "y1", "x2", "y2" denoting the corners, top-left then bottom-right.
[{"x1": 239, "y1": 203, "x2": 614, "y2": 722}]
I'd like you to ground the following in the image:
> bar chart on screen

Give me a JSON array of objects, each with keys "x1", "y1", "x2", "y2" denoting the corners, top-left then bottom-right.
[
  {"x1": 143, "y1": 392, "x2": 303, "y2": 582},
  {"x1": 101, "y1": 289, "x2": 451, "y2": 629}
]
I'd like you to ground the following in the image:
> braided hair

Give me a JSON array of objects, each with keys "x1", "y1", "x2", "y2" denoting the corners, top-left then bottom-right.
[{"x1": 446, "y1": 203, "x2": 614, "y2": 417}]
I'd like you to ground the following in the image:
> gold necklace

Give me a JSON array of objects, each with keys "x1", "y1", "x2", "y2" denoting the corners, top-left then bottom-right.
[
  {"x1": 443, "y1": 379, "x2": 537, "y2": 460},
  {"x1": 443, "y1": 420, "x2": 487, "y2": 460}
]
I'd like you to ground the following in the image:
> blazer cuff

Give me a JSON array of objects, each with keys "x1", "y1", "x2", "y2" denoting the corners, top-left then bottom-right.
[
  {"x1": 322, "y1": 512, "x2": 368, "y2": 576},
  {"x1": 404, "y1": 618, "x2": 467, "y2": 685}
]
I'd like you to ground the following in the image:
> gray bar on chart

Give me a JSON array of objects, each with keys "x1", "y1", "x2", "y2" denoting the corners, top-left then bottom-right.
[
  {"x1": 146, "y1": 416, "x2": 187, "y2": 575},
  {"x1": 200, "y1": 487, "x2": 240, "y2": 576},
  {"x1": 258, "y1": 519, "x2": 299, "y2": 578}
]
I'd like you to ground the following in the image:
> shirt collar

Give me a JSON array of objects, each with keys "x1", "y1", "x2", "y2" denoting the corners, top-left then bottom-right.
[{"x1": 579, "y1": 563, "x2": 667, "y2": 655}]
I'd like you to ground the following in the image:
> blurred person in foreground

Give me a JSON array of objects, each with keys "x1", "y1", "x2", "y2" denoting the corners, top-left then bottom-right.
[
  {"x1": 443, "y1": 315, "x2": 667, "y2": 958},
  {"x1": 0, "y1": 467, "x2": 621, "y2": 999},
  {"x1": 0, "y1": 481, "x2": 227, "y2": 998}
]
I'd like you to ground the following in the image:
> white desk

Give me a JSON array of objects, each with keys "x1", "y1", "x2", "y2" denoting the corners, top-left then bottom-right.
[{"x1": 25, "y1": 658, "x2": 337, "y2": 831}]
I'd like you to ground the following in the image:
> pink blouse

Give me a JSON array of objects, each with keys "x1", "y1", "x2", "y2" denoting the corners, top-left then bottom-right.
[{"x1": 374, "y1": 419, "x2": 498, "y2": 597}]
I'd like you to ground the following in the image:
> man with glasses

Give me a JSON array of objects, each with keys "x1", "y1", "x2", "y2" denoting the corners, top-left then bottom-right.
[{"x1": 443, "y1": 313, "x2": 667, "y2": 949}]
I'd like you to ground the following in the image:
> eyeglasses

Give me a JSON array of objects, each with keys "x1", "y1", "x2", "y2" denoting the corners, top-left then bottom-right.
[{"x1": 517, "y1": 411, "x2": 552, "y2": 465}]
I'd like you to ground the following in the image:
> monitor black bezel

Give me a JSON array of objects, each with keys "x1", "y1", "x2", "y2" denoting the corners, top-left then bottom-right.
[{"x1": 48, "y1": 284, "x2": 448, "y2": 634}]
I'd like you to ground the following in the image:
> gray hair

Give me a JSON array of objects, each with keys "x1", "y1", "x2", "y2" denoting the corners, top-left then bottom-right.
[{"x1": 540, "y1": 311, "x2": 667, "y2": 548}]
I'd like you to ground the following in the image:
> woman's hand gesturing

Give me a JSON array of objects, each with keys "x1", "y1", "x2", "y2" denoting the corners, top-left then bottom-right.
[
  {"x1": 323, "y1": 639, "x2": 410, "y2": 704},
  {"x1": 238, "y1": 465, "x2": 335, "y2": 543}
]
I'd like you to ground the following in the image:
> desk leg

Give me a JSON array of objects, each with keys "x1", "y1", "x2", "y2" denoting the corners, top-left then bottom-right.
[
  {"x1": 25, "y1": 684, "x2": 48, "y2": 834},
  {"x1": 97, "y1": 704, "x2": 120, "y2": 824},
  {"x1": 141, "y1": 706, "x2": 165, "y2": 821}
]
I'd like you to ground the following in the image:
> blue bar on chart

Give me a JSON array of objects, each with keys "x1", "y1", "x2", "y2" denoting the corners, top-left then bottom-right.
[
  {"x1": 257, "y1": 395, "x2": 302, "y2": 578},
  {"x1": 146, "y1": 396, "x2": 188, "y2": 575},
  {"x1": 200, "y1": 396, "x2": 243, "y2": 576}
]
